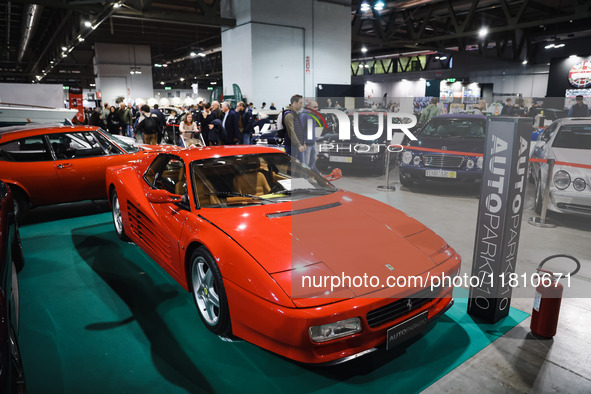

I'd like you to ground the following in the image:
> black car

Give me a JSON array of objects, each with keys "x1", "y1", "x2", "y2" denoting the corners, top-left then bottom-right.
[
  {"x1": 399, "y1": 114, "x2": 487, "y2": 186},
  {"x1": 0, "y1": 180, "x2": 26, "y2": 393},
  {"x1": 316, "y1": 112, "x2": 407, "y2": 175}
]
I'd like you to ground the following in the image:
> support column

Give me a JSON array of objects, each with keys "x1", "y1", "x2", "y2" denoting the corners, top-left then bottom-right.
[
  {"x1": 94, "y1": 43, "x2": 153, "y2": 105},
  {"x1": 221, "y1": 0, "x2": 351, "y2": 109}
]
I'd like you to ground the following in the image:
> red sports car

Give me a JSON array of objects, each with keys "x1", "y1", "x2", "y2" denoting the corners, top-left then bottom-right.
[
  {"x1": 106, "y1": 145, "x2": 461, "y2": 364},
  {"x1": 0, "y1": 124, "x2": 168, "y2": 221}
]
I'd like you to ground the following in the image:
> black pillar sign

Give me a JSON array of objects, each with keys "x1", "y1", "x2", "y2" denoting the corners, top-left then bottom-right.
[{"x1": 468, "y1": 117, "x2": 532, "y2": 323}]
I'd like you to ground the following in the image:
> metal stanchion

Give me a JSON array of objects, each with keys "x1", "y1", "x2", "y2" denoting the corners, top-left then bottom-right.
[
  {"x1": 529, "y1": 158, "x2": 556, "y2": 228},
  {"x1": 377, "y1": 147, "x2": 395, "y2": 191}
]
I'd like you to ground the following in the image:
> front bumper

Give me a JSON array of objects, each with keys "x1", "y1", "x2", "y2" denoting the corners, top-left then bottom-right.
[
  {"x1": 548, "y1": 188, "x2": 591, "y2": 216},
  {"x1": 224, "y1": 256, "x2": 460, "y2": 364},
  {"x1": 400, "y1": 165, "x2": 482, "y2": 183}
]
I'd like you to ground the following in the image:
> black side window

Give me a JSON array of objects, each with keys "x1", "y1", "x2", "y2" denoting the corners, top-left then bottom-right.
[
  {"x1": 144, "y1": 155, "x2": 170, "y2": 186},
  {"x1": 154, "y1": 157, "x2": 186, "y2": 194},
  {"x1": 0, "y1": 136, "x2": 52, "y2": 162},
  {"x1": 47, "y1": 131, "x2": 108, "y2": 159},
  {"x1": 144, "y1": 155, "x2": 186, "y2": 195}
]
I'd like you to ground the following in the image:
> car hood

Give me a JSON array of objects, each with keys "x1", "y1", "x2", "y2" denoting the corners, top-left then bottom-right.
[
  {"x1": 551, "y1": 147, "x2": 591, "y2": 166},
  {"x1": 199, "y1": 191, "x2": 450, "y2": 298},
  {"x1": 410, "y1": 136, "x2": 484, "y2": 154}
]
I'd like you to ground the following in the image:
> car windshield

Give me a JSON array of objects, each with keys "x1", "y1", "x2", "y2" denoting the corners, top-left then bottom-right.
[
  {"x1": 106, "y1": 131, "x2": 140, "y2": 153},
  {"x1": 419, "y1": 118, "x2": 485, "y2": 138},
  {"x1": 553, "y1": 124, "x2": 591, "y2": 149},
  {"x1": 190, "y1": 153, "x2": 337, "y2": 207}
]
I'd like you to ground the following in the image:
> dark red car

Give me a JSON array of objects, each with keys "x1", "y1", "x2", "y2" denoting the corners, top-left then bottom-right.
[{"x1": 0, "y1": 180, "x2": 26, "y2": 392}]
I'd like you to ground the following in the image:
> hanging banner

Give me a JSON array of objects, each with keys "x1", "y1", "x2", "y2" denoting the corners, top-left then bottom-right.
[
  {"x1": 68, "y1": 86, "x2": 84, "y2": 123},
  {"x1": 468, "y1": 117, "x2": 532, "y2": 323}
]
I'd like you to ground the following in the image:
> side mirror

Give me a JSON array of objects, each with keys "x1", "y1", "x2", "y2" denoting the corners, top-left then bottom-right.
[
  {"x1": 324, "y1": 168, "x2": 342, "y2": 181},
  {"x1": 147, "y1": 189, "x2": 182, "y2": 204}
]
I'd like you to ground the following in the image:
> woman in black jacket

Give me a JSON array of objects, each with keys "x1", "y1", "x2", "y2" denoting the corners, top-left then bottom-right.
[{"x1": 106, "y1": 106, "x2": 121, "y2": 135}]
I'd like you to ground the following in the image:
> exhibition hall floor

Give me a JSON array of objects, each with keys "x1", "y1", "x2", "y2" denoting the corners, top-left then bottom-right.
[{"x1": 17, "y1": 168, "x2": 591, "y2": 393}]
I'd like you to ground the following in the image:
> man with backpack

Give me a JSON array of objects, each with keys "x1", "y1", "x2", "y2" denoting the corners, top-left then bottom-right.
[
  {"x1": 135, "y1": 104, "x2": 160, "y2": 145},
  {"x1": 283, "y1": 94, "x2": 305, "y2": 159}
]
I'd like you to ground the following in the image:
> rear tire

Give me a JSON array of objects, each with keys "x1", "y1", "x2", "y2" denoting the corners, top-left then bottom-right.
[
  {"x1": 111, "y1": 189, "x2": 130, "y2": 241},
  {"x1": 10, "y1": 187, "x2": 28, "y2": 224}
]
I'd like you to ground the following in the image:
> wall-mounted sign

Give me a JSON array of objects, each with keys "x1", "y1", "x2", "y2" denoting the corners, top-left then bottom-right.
[
  {"x1": 568, "y1": 60, "x2": 591, "y2": 88},
  {"x1": 446, "y1": 78, "x2": 456, "y2": 82},
  {"x1": 306, "y1": 56, "x2": 311, "y2": 74}
]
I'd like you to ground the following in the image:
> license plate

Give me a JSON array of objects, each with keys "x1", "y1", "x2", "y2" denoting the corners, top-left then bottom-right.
[
  {"x1": 386, "y1": 311, "x2": 429, "y2": 350},
  {"x1": 426, "y1": 169, "x2": 457, "y2": 178},
  {"x1": 329, "y1": 155, "x2": 352, "y2": 163}
]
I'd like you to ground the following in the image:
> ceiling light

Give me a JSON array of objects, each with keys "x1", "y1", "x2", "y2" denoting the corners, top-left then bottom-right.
[
  {"x1": 364, "y1": 64, "x2": 369, "y2": 68},
  {"x1": 545, "y1": 43, "x2": 555, "y2": 49},
  {"x1": 190, "y1": 51, "x2": 197, "y2": 57},
  {"x1": 154, "y1": 63, "x2": 162, "y2": 67},
  {"x1": 206, "y1": 73, "x2": 209, "y2": 76},
  {"x1": 361, "y1": 47, "x2": 368, "y2": 53},
  {"x1": 440, "y1": 56, "x2": 448, "y2": 60},
  {"x1": 61, "y1": 46, "x2": 67, "y2": 51},
  {"x1": 374, "y1": 1, "x2": 385, "y2": 11},
  {"x1": 197, "y1": 52, "x2": 206, "y2": 57},
  {"x1": 478, "y1": 27, "x2": 488, "y2": 38},
  {"x1": 50, "y1": 60, "x2": 54, "y2": 64},
  {"x1": 522, "y1": 60, "x2": 528, "y2": 64},
  {"x1": 180, "y1": 77, "x2": 185, "y2": 81},
  {"x1": 84, "y1": 21, "x2": 92, "y2": 27},
  {"x1": 160, "y1": 81, "x2": 165, "y2": 85},
  {"x1": 435, "y1": 56, "x2": 440, "y2": 59},
  {"x1": 61, "y1": 52, "x2": 67, "y2": 58},
  {"x1": 90, "y1": 83, "x2": 96, "y2": 87},
  {"x1": 555, "y1": 43, "x2": 565, "y2": 48},
  {"x1": 360, "y1": 1, "x2": 370, "y2": 12},
  {"x1": 113, "y1": 3, "x2": 121, "y2": 8},
  {"x1": 162, "y1": 64, "x2": 168, "y2": 67},
  {"x1": 210, "y1": 81, "x2": 217, "y2": 85},
  {"x1": 78, "y1": 37, "x2": 85, "y2": 42}
]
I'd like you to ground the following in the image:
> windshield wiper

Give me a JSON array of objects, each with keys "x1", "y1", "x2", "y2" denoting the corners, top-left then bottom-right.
[{"x1": 205, "y1": 191, "x2": 275, "y2": 203}]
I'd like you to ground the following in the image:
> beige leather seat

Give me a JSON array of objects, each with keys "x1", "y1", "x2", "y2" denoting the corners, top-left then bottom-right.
[{"x1": 233, "y1": 158, "x2": 271, "y2": 196}]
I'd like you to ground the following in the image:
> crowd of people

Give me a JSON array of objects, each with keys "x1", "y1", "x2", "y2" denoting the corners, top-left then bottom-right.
[
  {"x1": 78, "y1": 92, "x2": 590, "y2": 174},
  {"x1": 78, "y1": 97, "x2": 322, "y2": 170}
]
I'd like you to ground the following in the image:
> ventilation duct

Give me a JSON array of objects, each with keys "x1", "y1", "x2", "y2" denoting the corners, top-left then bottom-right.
[{"x1": 17, "y1": 4, "x2": 44, "y2": 63}]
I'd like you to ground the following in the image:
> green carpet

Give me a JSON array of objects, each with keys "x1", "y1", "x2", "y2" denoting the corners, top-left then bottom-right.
[{"x1": 18, "y1": 212, "x2": 529, "y2": 394}]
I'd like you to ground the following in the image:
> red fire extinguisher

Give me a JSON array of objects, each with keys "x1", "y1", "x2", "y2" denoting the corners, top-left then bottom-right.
[{"x1": 530, "y1": 254, "x2": 580, "y2": 338}]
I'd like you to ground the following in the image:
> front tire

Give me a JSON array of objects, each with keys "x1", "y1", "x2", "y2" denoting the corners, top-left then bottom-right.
[
  {"x1": 111, "y1": 189, "x2": 130, "y2": 241},
  {"x1": 190, "y1": 247, "x2": 231, "y2": 336},
  {"x1": 399, "y1": 171, "x2": 414, "y2": 187}
]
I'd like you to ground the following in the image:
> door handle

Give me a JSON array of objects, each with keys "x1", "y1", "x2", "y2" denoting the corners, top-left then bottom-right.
[{"x1": 57, "y1": 163, "x2": 72, "y2": 169}]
